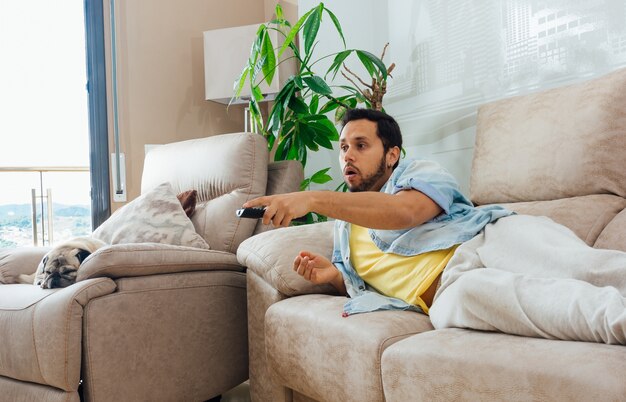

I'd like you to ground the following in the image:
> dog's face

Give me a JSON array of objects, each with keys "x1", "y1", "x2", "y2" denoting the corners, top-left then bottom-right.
[{"x1": 35, "y1": 247, "x2": 93, "y2": 289}]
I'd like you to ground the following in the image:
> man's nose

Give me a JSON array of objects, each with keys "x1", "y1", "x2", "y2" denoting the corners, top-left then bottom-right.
[{"x1": 343, "y1": 147, "x2": 355, "y2": 162}]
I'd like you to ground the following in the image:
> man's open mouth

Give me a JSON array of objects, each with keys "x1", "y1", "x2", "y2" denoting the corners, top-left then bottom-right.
[{"x1": 343, "y1": 166, "x2": 359, "y2": 179}]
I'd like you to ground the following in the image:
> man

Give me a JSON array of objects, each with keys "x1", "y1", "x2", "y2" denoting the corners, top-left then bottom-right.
[{"x1": 243, "y1": 108, "x2": 626, "y2": 344}]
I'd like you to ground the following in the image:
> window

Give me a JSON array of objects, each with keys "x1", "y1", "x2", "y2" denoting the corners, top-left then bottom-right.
[{"x1": 0, "y1": 0, "x2": 109, "y2": 246}]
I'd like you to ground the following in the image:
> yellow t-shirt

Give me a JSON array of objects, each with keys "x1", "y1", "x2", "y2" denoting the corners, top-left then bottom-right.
[{"x1": 349, "y1": 224, "x2": 458, "y2": 314}]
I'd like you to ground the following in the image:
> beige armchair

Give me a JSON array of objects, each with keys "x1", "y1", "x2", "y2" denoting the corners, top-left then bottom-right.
[{"x1": 0, "y1": 132, "x2": 303, "y2": 402}]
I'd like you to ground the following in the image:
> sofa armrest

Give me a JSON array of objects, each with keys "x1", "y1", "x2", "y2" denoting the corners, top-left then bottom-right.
[
  {"x1": 77, "y1": 243, "x2": 241, "y2": 281},
  {"x1": 0, "y1": 278, "x2": 116, "y2": 391},
  {"x1": 237, "y1": 221, "x2": 338, "y2": 297},
  {"x1": 0, "y1": 247, "x2": 51, "y2": 284}
]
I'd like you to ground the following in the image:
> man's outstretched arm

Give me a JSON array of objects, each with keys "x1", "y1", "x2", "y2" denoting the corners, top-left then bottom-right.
[{"x1": 243, "y1": 189, "x2": 442, "y2": 229}]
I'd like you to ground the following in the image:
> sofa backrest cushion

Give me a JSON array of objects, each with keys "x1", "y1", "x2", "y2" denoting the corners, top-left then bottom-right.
[
  {"x1": 471, "y1": 68, "x2": 626, "y2": 205},
  {"x1": 594, "y1": 209, "x2": 626, "y2": 252},
  {"x1": 141, "y1": 133, "x2": 268, "y2": 253},
  {"x1": 495, "y1": 194, "x2": 626, "y2": 246}
]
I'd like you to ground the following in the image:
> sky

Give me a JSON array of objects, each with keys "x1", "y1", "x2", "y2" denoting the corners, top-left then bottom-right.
[{"x1": 0, "y1": 1, "x2": 90, "y2": 205}]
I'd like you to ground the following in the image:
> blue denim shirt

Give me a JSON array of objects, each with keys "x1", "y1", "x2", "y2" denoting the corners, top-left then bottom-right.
[{"x1": 332, "y1": 158, "x2": 513, "y2": 315}]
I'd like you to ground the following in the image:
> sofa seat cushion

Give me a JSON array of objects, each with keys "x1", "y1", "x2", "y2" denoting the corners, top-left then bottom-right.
[
  {"x1": 381, "y1": 328, "x2": 626, "y2": 402},
  {"x1": 265, "y1": 294, "x2": 432, "y2": 402},
  {"x1": 495, "y1": 194, "x2": 626, "y2": 245},
  {"x1": 0, "y1": 376, "x2": 79, "y2": 402},
  {"x1": 0, "y1": 279, "x2": 116, "y2": 391}
]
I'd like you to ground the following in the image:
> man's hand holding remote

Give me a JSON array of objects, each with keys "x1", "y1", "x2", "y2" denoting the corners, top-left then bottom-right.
[{"x1": 242, "y1": 192, "x2": 312, "y2": 227}]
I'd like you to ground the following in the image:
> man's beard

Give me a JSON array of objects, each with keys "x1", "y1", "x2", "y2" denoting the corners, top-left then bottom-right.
[{"x1": 347, "y1": 156, "x2": 387, "y2": 192}]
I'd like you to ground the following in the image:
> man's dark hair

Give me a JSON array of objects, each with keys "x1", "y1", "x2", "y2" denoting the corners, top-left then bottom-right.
[{"x1": 341, "y1": 108, "x2": 403, "y2": 168}]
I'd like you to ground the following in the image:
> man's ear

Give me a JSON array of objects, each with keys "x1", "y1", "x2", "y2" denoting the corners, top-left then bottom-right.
[{"x1": 386, "y1": 146, "x2": 401, "y2": 168}]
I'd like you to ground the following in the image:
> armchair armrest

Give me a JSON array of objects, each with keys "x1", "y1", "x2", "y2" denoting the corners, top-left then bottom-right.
[
  {"x1": 0, "y1": 247, "x2": 50, "y2": 284},
  {"x1": 77, "y1": 243, "x2": 241, "y2": 281},
  {"x1": 0, "y1": 278, "x2": 116, "y2": 391},
  {"x1": 237, "y1": 221, "x2": 338, "y2": 297}
]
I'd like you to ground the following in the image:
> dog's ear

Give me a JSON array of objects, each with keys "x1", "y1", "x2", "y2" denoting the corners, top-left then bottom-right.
[{"x1": 75, "y1": 249, "x2": 92, "y2": 264}]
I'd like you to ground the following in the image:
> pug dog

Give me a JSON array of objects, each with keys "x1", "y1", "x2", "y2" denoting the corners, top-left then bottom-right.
[{"x1": 18, "y1": 237, "x2": 106, "y2": 289}]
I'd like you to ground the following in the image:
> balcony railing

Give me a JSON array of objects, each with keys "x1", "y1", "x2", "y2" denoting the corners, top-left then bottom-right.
[{"x1": 0, "y1": 166, "x2": 91, "y2": 248}]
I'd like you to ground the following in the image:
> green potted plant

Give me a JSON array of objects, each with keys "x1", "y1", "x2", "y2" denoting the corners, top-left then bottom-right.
[{"x1": 233, "y1": 2, "x2": 394, "y2": 181}]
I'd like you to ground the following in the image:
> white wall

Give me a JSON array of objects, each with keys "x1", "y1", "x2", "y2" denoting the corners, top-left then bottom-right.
[{"x1": 301, "y1": 0, "x2": 626, "y2": 196}]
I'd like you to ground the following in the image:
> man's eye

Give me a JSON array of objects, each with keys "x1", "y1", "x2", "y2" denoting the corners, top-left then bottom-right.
[{"x1": 341, "y1": 146, "x2": 348, "y2": 151}]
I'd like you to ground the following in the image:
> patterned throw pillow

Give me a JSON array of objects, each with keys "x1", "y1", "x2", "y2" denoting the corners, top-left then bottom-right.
[{"x1": 93, "y1": 182, "x2": 209, "y2": 249}]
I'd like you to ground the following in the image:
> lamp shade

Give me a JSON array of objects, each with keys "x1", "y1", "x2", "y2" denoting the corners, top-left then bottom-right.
[{"x1": 203, "y1": 24, "x2": 295, "y2": 104}]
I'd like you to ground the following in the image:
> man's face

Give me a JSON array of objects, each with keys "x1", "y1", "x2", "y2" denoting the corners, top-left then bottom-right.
[{"x1": 339, "y1": 119, "x2": 396, "y2": 192}]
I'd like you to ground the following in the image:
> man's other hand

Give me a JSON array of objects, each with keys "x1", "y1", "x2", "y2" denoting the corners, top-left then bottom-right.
[{"x1": 293, "y1": 251, "x2": 345, "y2": 295}]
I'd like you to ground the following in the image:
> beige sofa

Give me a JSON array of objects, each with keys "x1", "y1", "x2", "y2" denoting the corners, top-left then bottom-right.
[
  {"x1": 0, "y1": 133, "x2": 302, "y2": 402},
  {"x1": 237, "y1": 68, "x2": 626, "y2": 402}
]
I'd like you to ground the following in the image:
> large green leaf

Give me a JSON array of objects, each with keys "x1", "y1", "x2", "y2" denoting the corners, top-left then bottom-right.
[
  {"x1": 326, "y1": 49, "x2": 352, "y2": 80},
  {"x1": 278, "y1": 8, "x2": 314, "y2": 57},
  {"x1": 310, "y1": 167, "x2": 333, "y2": 184},
  {"x1": 275, "y1": 3, "x2": 283, "y2": 20},
  {"x1": 266, "y1": 130, "x2": 276, "y2": 150},
  {"x1": 334, "y1": 181, "x2": 349, "y2": 192},
  {"x1": 272, "y1": 78, "x2": 296, "y2": 113},
  {"x1": 251, "y1": 25, "x2": 265, "y2": 58},
  {"x1": 318, "y1": 100, "x2": 341, "y2": 114},
  {"x1": 299, "y1": 123, "x2": 319, "y2": 151},
  {"x1": 356, "y1": 50, "x2": 375, "y2": 77},
  {"x1": 293, "y1": 76, "x2": 304, "y2": 90},
  {"x1": 261, "y1": 30, "x2": 276, "y2": 86},
  {"x1": 288, "y1": 134, "x2": 301, "y2": 161},
  {"x1": 267, "y1": 102, "x2": 283, "y2": 137},
  {"x1": 313, "y1": 129, "x2": 334, "y2": 149},
  {"x1": 282, "y1": 119, "x2": 295, "y2": 139},
  {"x1": 303, "y1": 113, "x2": 327, "y2": 122},
  {"x1": 230, "y1": 67, "x2": 249, "y2": 104},
  {"x1": 250, "y1": 54, "x2": 266, "y2": 87},
  {"x1": 335, "y1": 105, "x2": 347, "y2": 122},
  {"x1": 303, "y1": 5, "x2": 322, "y2": 56},
  {"x1": 288, "y1": 96, "x2": 309, "y2": 115},
  {"x1": 300, "y1": 178, "x2": 311, "y2": 191},
  {"x1": 309, "y1": 95, "x2": 319, "y2": 114},
  {"x1": 314, "y1": 117, "x2": 339, "y2": 140},
  {"x1": 303, "y1": 76, "x2": 332, "y2": 95},
  {"x1": 323, "y1": 7, "x2": 345, "y2": 48},
  {"x1": 275, "y1": 136, "x2": 291, "y2": 161},
  {"x1": 251, "y1": 85, "x2": 263, "y2": 102},
  {"x1": 356, "y1": 50, "x2": 387, "y2": 79}
]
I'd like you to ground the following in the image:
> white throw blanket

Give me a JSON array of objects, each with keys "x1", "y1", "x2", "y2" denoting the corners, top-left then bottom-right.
[{"x1": 430, "y1": 214, "x2": 626, "y2": 344}]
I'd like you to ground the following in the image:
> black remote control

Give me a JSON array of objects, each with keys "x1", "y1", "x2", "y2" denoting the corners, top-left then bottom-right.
[
  {"x1": 236, "y1": 207, "x2": 266, "y2": 219},
  {"x1": 235, "y1": 207, "x2": 308, "y2": 223}
]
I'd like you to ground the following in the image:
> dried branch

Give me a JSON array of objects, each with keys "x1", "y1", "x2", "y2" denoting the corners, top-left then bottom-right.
[
  {"x1": 337, "y1": 43, "x2": 395, "y2": 111},
  {"x1": 380, "y1": 42, "x2": 389, "y2": 61},
  {"x1": 342, "y1": 63, "x2": 372, "y2": 89},
  {"x1": 341, "y1": 70, "x2": 366, "y2": 94}
]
